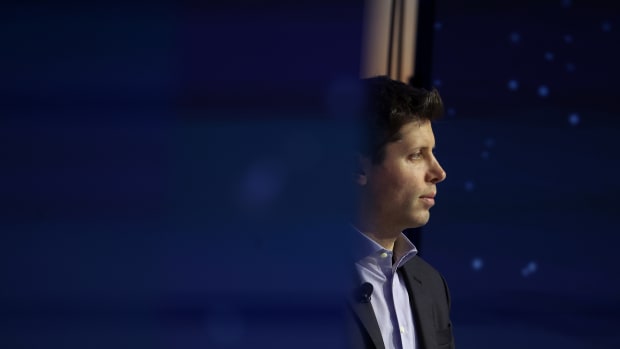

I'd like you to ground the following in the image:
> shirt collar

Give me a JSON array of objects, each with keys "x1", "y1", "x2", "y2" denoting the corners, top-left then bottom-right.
[{"x1": 350, "y1": 225, "x2": 418, "y2": 268}]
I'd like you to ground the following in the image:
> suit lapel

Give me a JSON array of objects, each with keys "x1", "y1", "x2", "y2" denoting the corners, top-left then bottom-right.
[
  {"x1": 348, "y1": 297, "x2": 385, "y2": 349},
  {"x1": 400, "y1": 261, "x2": 434, "y2": 349}
]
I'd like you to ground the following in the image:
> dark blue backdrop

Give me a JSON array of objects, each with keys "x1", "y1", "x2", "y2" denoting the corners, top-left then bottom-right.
[
  {"x1": 425, "y1": 0, "x2": 620, "y2": 348},
  {"x1": 1, "y1": 1, "x2": 618, "y2": 348}
]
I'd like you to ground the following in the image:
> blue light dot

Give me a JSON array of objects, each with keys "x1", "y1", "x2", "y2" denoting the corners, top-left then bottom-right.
[
  {"x1": 566, "y1": 62, "x2": 576, "y2": 72},
  {"x1": 433, "y1": 79, "x2": 442, "y2": 87},
  {"x1": 521, "y1": 261, "x2": 538, "y2": 277},
  {"x1": 484, "y1": 138, "x2": 495, "y2": 148},
  {"x1": 464, "y1": 181, "x2": 475, "y2": 192},
  {"x1": 538, "y1": 85, "x2": 549, "y2": 98},
  {"x1": 447, "y1": 108, "x2": 456, "y2": 117},
  {"x1": 434, "y1": 21, "x2": 443, "y2": 31},
  {"x1": 602, "y1": 21, "x2": 612, "y2": 32},
  {"x1": 481, "y1": 151, "x2": 489, "y2": 160},
  {"x1": 561, "y1": 0, "x2": 572, "y2": 8},
  {"x1": 510, "y1": 32, "x2": 521, "y2": 43},
  {"x1": 568, "y1": 113, "x2": 580, "y2": 126},
  {"x1": 507, "y1": 79, "x2": 519, "y2": 91},
  {"x1": 471, "y1": 258, "x2": 483, "y2": 271},
  {"x1": 544, "y1": 51, "x2": 554, "y2": 61},
  {"x1": 564, "y1": 34, "x2": 573, "y2": 44}
]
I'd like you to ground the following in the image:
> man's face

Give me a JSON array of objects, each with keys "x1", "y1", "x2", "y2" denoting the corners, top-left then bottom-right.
[{"x1": 359, "y1": 120, "x2": 446, "y2": 232}]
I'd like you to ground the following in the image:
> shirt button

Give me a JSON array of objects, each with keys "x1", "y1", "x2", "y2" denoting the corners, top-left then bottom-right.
[
  {"x1": 380, "y1": 252, "x2": 388, "y2": 258},
  {"x1": 400, "y1": 326, "x2": 406, "y2": 334}
]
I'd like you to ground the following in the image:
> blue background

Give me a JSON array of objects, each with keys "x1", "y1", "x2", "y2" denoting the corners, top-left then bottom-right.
[
  {"x1": 425, "y1": 0, "x2": 620, "y2": 348},
  {"x1": 1, "y1": 0, "x2": 618, "y2": 348}
]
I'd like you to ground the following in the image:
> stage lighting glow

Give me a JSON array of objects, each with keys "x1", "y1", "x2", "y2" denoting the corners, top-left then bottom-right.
[
  {"x1": 471, "y1": 258, "x2": 483, "y2": 271},
  {"x1": 544, "y1": 51, "x2": 554, "y2": 61},
  {"x1": 510, "y1": 32, "x2": 521, "y2": 43},
  {"x1": 537, "y1": 85, "x2": 549, "y2": 98},
  {"x1": 507, "y1": 79, "x2": 519, "y2": 91},
  {"x1": 568, "y1": 113, "x2": 580, "y2": 126}
]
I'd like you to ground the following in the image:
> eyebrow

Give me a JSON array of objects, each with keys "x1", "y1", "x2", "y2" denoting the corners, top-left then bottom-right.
[{"x1": 406, "y1": 146, "x2": 436, "y2": 152}]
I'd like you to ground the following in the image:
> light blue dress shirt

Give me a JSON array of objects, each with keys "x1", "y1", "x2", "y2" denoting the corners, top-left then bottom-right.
[{"x1": 353, "y1": 229, "x2": 419, "y2": 349}]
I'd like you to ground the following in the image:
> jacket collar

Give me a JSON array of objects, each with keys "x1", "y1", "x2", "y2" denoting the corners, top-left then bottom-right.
[{"x1": 400, "y1": 261, "x2": 434, "y2": 349}]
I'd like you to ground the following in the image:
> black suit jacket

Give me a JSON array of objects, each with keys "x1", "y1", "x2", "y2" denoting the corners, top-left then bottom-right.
[{"x1": 348, "y1": 255, "x2": 455, "y2": 349}]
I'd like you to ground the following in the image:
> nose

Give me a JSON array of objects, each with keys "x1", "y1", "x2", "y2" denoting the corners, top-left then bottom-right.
[{"x1": 428, "y1": 156, "x2": 447, "y2": 184}]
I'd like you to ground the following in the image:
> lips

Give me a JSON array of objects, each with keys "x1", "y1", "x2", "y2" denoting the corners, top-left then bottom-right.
[{"x1": 420, "y1": 193, "x2": 436, "y2": 206}]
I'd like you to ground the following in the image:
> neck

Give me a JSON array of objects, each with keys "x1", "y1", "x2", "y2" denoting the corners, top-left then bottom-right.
[
  {"x1": 364, "y1": 232, "x2": 398, "y2": 251},
  {"x1": 353, "y1": 219, "x2": 401, "y2": 251},
  {"x1": 355, "y1": 200, "x2": 404, "y2": 250}
]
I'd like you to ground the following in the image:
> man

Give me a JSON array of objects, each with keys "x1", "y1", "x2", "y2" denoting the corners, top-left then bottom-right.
[{"x1": 348, "y1": 76, "x2": 455, "y2": 349}]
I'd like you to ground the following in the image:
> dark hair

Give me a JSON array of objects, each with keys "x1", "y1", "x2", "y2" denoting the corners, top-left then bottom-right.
[{"x1": 359, "y1": 76, "x2": 444, "y2": 164}]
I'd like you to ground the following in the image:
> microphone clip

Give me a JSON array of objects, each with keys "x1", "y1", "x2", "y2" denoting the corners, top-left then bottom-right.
[{"x1": 357, "y1": 282, "x2": 373, "y2": 303}]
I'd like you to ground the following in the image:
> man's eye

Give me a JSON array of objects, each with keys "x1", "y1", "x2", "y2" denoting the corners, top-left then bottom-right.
[{"x1": 409, "y1": 152, "x2": 423, "y2": 160}]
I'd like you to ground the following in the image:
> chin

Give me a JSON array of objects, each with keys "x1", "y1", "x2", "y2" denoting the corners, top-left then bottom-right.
[
  {"x1": 402, "y1": 221, "x2": 426, "y2": 230},
  {"x1": 406, "y1": 214, "x2": 430, "y2": 228}
]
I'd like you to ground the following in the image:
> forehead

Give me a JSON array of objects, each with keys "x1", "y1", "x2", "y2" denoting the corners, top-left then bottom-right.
[{"x1": 395, "y1": 120, "x2": 435, "y2": 147}]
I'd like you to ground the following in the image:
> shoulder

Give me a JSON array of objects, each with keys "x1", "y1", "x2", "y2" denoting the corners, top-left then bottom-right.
[
  {"x1": 404, "y1": 256, "x2": 450, "y2": 292},
  {"x1": 404, "y1": 255, "x2": 444, "y2": 280}
]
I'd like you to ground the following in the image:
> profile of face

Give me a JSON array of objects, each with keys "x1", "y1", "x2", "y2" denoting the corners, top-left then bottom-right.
[{"x1": 357, "y1": 120, "x2": 447, "y2": 233}]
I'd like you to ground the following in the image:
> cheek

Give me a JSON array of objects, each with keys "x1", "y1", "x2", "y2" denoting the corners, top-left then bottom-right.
[
  {"x1": 398, "y1": 175, "x2": 426, "y2": 203},
  {"x1": 369, "y1": 172, "x2": 401, "y2": 204},
  {"x1": 380, "y1": 171, "x2": 408, "y2": 192},
  {"x1": 384, "y1": 175, "x2": 418, "y2": 203},
  {"x1": 369, "y1": 165, "x2": 422, "y2": 202}
]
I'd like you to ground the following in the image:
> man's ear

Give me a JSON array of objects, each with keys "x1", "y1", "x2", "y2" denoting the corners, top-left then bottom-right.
[{"x1": 356, "y1": 154, "x2": 371, "y2": 186}]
